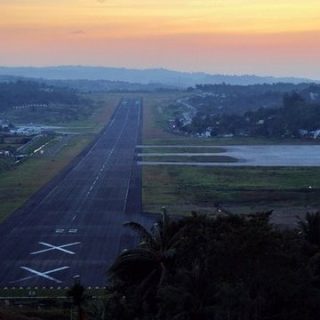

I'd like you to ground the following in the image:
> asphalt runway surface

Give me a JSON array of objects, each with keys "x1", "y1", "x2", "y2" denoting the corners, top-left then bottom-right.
[
  {"x1": 138, "y1": 145, "x2": 320, "y2": 167},
  {"x1": 0, "y1": 98, "x2": 154, "y2": 287}
]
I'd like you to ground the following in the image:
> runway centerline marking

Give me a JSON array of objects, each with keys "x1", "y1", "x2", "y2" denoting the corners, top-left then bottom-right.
[
  {"x1": 11, "y1": 266, "x2": 69, "y2": 284},
  {"x1": 84, "y1": 103, "x2": 131, "y2": 200},
  {"x1": 30, "y1": 242, "x2": 81, "y2": 255}
]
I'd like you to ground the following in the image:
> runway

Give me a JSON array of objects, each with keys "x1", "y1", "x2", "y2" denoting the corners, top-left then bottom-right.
[
  {"x1": 0, "y1": 98, "x2": 153, "y2": 287},
  {"x1": 138, "y1": 145, "x2": 320, "y2": 167}
]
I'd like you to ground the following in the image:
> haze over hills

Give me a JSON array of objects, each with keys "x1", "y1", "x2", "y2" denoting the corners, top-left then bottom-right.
[{"x1": 0, "y1": 66, "x2": 318, "y2": 87}]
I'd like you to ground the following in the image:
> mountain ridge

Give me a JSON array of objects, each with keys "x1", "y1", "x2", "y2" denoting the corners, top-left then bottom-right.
[{"x1": 0, "y1": 66, "x2": 318, "y2": 86}]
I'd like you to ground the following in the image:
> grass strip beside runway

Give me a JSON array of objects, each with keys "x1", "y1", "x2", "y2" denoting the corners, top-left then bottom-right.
[{"x1": 142, "y1": 165, "x2": 320, "y2": 215}]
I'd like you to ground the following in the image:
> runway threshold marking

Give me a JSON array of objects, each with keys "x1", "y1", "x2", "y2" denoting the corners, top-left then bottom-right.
[
  {"x1": 30, "y1": 242, "x2": 81, "y2": 255},
  {"x1": 11, "y1": 266, "x2": 70, "y2": 284}
]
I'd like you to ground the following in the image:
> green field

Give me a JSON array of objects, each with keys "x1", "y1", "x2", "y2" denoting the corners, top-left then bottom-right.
[
  {"x1": 0, "y1": 158, "x2": 14, "y2": 173},
  {"x1": 142, "y1": 166, "x2": 320, "y2": 215}
]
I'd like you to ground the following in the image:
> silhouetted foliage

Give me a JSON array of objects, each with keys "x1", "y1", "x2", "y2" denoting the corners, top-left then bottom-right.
[
  {"x1": 0, "y1": 81, "x2": 80, "y2": 111},
  {"x1": 67, "y1": 282, "x2": 86, "y2": 320},
  {"x1": 106, "y1": 211, "x2": 320, "y2": 320},
  {"x1": 298, "y1": 212, "x2": 320, "y2": 248}
]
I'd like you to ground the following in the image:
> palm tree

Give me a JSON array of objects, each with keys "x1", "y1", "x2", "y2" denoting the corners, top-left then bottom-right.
[
  {"x1": 109, "y1": 208, "x2": 184, "y2": 297},
  {"x1": 298, "y1": 212, "x2": 320, "y2": 247},
  {"x1": 158, "y1": 261, "x2": 216, "y2": 320},
  {"x1": 298, "y1": 212, "x2": 320, "y2": 288}
]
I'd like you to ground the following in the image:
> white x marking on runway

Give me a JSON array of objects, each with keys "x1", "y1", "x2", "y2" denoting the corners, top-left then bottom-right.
[
  {"x1": 11, "y1": 266, "x2": 70, "y2": 283},
  {"x1": 30, "y1": 242, "x2": 81, "y2": 255}
]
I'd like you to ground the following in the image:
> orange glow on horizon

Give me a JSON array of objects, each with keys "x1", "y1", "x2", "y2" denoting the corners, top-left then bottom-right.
[{"x1": 1, "y1": 0, "x2": 320, "y2": 78}]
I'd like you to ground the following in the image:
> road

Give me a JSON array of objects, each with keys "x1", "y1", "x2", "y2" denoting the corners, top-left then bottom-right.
[{"x1": 0, "y1": 98, "x2": 153, "y2": 288}]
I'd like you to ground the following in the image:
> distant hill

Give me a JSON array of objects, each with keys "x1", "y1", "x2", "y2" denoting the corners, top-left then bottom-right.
[
  {"x1": 0, "y1": 66, "x2": 318, "y2": 87},
  {"x1": 0, "y1": 75, "x2": 179, "y2": 92}
]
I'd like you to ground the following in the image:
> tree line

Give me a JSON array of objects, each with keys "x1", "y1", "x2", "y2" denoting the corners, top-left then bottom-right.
[
  {"x1": 0, "y1": 80, "x2": 81, "y2": 111},
  {"x1": 176, "y1": 91, "x2": 320, "y2": 138}
]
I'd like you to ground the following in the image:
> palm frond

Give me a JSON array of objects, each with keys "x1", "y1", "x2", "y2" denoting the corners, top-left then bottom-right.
[
  {"x1": 297, "y1": 212, "x2": 320, "y2": 246},
  {"x1": 124, "y1": 221, "x2": 156, "y2": 246},
  {"x1": 136, "y1": 268, "x2": 159, "y2": 297},
  {"x1": 162, "y1": 207, "x2": 170, "y2": 231},
  {"x1": 167, "y1": 224, "x2": 188, "y2": 249},
  {"x1": 109, "y1": 248, "x2": 157, "y2": 274}
]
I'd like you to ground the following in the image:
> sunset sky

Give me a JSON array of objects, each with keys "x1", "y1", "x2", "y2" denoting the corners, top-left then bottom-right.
[{"x1": 1, "y1": 0, "x2": 320, "y2": 78}]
